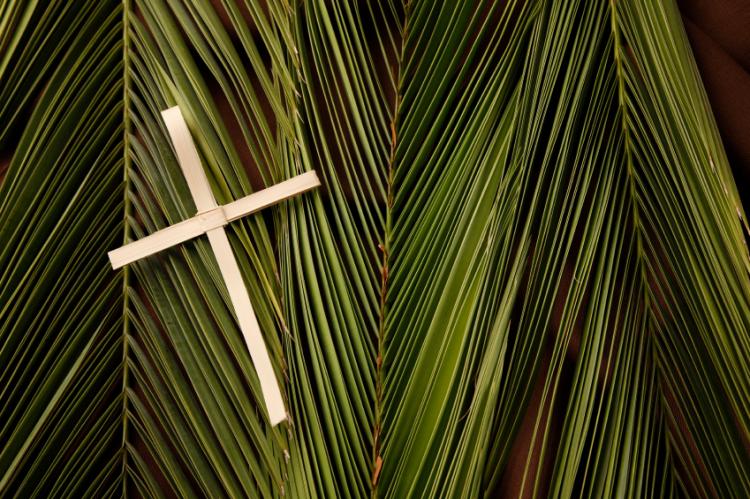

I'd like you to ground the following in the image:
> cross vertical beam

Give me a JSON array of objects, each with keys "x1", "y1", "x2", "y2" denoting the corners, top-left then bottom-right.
[{"x1": 162, "y1": 106, "x2": 289, "y2": 425}]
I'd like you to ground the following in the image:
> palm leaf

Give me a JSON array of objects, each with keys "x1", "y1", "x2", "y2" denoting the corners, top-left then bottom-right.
[
  {"x1": 1, "y1": 0, "x2": 749, "y2": 497},
  {"x1": 0, "y1": 1, "x2": 123, "y2": 494}
]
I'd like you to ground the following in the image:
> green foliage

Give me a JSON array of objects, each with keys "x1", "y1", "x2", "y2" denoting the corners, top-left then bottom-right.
[
  {"x1": 1, "y1": 0, "x2": 749, "y2": 497},
  {"x1": 0, "y1": 1, "x2": 123, "y2": 495}
]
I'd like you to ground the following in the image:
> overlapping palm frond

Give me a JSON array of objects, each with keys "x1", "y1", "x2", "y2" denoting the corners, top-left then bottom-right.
[
  {"x1": 0, "y1": 1, "x2": 123, "y2": 495},
  {"x1": 1, "y1": 0, "x2": 749, "y2": 497},
  {"x1": 280, "y1": 1, "x2": 399, "y2": 496},
  {"x1": 287, "y1": 0, "x2": 750, "y2": 496}
]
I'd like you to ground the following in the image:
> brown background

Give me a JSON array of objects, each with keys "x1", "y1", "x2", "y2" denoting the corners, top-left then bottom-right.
[{"x1": 679, "y1": 0, "x2": 750, "y2": 204}]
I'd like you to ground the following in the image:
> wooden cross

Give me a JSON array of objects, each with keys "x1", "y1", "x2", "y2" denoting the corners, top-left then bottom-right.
[{"x1": 109, "y1": 106, "x2": 320, "y2": 426}]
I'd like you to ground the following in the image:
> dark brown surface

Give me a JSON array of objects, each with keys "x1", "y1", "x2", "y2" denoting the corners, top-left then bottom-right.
[{"x1": 680, "y1": 0, "x2": 750, "y2": 204}]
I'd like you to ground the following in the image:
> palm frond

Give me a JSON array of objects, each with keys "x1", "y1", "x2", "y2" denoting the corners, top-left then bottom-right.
[
  {"x1": 280, "y1": 1, "x2": 401, "y2": 496},
  {"x1": 1, "y1": 0, "x2": 748, "y2": 497},
  {"x1": 0, "y1": 1, "x2": 123, "y2": 494}
]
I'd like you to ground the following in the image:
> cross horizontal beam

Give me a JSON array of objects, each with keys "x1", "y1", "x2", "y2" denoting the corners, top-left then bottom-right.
[{"x1": 108, "y1": 170, "x2": 320, "y2": 269}]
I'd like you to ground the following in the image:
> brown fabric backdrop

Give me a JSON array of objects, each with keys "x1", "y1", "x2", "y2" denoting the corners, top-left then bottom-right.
[{"x1": 680, "y1": 0, "x2": 750, "y2": 204}]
